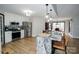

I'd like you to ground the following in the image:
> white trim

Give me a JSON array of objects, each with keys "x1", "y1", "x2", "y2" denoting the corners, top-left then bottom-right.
[
  {"x1": 32, "y1": 35, "x2": 36, "y2": 37},
  {"x1": 72, "y1": 36, "x2": 79, "y2": 39},
  {"x1": 67, "y1": 33, "x2": 79, "y2": 39}
]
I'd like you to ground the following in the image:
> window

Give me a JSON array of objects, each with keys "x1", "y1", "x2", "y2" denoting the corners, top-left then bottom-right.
[{"x1": 52, "y1": 22, "x2": 65, "y2": 32}]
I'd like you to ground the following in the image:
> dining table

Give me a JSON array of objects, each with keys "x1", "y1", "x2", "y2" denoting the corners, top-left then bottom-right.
[{"x1": 38, "y1": 32, "x2": 63, "y2": 54}]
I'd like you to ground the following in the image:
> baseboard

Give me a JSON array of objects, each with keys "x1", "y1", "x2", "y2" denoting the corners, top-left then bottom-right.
[
  {"x1": 72, "y1": 37, "x2": 79, "y2": 39},
  {"x1": 68, "y1": 33, "x2": 79, "y2": 39},
  {"x1": 32, "y1": 35, "x2": 36, "y2": 37},
  {"x1": 71, "y1": 36, "x2": 79, "y2": 39}
]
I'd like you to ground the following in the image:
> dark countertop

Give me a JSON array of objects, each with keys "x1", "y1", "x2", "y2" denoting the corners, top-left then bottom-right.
[{"x1": 5, "y1": 29, "x2": 21, "y2": 32}]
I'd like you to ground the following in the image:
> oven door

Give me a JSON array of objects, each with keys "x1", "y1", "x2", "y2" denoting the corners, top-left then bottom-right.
[{"x1": 12, "y1": 31, "x2": 20, "y2": 41}]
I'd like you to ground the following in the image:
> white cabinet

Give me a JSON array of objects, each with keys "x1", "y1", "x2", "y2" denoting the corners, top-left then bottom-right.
[
  {"x1": 21, "y1": 30, "x2": 24, "y2": 38},
  {"x1": 5, "y1": 31, "x2": 12, "y2": 43}
]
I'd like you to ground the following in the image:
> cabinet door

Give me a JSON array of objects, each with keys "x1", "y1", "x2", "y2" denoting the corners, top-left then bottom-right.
[
  {"x1": 21, "y1": 30, "x2": 24, "y2": 38},
  {"x1": 5, "y1": 31, "x2": 12, "y2": 43}
]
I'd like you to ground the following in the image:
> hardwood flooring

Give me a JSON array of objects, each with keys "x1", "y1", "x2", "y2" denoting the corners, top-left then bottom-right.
[
  {"x1": 2, "y1": 37, "x2": 36, "y2": 54},
  {"x1": 2, "y1": 37, "x2": 79, "y2": 54},
  {"x1": 67, "y1": 38, "x2": 79, "y2": 54},
  {"x1": 55, "y1": 38, "x2": 79, "y2": 54}
]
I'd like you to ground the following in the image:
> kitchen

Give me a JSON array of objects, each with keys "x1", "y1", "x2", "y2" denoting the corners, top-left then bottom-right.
[
  {"x1": 0, "y1": 4, "x2": 46, "y2": 54},
  {"x1": 2, "y1": 12, "x2": 32, "y2": 46}
]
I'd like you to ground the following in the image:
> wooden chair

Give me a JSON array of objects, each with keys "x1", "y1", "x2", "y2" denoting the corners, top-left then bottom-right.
[{"x1": 53, "y1": 33, "x2": 70, "y2": 54}]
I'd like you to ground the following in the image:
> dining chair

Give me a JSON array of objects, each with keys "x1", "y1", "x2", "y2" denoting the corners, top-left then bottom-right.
[{"x1": 53, "y1": 33, "x2": 70, "y2": 54}]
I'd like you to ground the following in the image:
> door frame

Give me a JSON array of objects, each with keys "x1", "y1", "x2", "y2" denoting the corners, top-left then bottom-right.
[{"x1": 0, "y1": 13, "x2": 5, "y2": 46}]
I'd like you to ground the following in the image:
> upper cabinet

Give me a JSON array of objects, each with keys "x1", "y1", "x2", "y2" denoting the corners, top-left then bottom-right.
[{"x1": 4, "y1": 12, "x2": 30, "y2": 26}]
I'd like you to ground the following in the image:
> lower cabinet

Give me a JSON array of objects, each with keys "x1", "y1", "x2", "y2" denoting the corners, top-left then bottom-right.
[
  {"x1": 5, "y1": 30, "x2": 24, "y2": 43},
  {"x1": 5, "y1": 31, "x2": 12, "y2": 43},
  {"x1": 21, "y1": 30, "x2": 24, "y2": 38}
]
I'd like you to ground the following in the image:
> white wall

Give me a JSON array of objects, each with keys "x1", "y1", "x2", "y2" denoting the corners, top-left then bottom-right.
[
  {"x1": 65, "y1": 21, "x2": 69, "y2": 33},
  {"x1": 70, "y1": 16, "x2": 79, "y2": 38},
  {"x1": 31, "y1": 16, "x2": 45, "y2": 37},
  {"x1": 4, "y1": 12, "x2": 30, "y2": 26},
  {"x1": 65, "y1": 16, "x2": 79, "y2": 38}
]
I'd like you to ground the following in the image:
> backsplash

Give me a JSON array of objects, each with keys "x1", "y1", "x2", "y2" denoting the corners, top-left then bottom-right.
[{"x1": 5, "y1": 22, "x2": 23, "y2": 31}]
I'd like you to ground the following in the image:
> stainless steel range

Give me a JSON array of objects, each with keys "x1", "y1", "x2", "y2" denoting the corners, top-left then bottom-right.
[
  {"x1": 5, "y1": 22, "x2": 21, "y2": 41},
  {"x1": 12, "y1": 31, "x2": 21, "y2": 41}
]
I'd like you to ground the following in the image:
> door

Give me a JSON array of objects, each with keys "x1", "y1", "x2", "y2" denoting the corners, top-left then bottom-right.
[{"x1": 0, "y1": 13, "x2": 5, "y2": 53}]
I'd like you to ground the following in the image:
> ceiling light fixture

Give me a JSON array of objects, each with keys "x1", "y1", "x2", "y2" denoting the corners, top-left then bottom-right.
[{"x1": 24, "y1": 9, "x2": 33, "y2": 16}]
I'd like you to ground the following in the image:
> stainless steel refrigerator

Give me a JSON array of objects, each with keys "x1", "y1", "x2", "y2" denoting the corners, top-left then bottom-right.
[
  {"x1": 0, "y1": 13, "x2": 5, "y2": 53},
  {"x1": 22, "y1": 22, "x2": 32, "y2": 37}
]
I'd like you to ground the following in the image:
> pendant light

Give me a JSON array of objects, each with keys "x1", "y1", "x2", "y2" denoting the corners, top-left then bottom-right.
[
  {"x1": 45, "y1": 4, "x2": 49, "y2": 19},
  {"x1": 49, "y1": 9, "x2": 52, "y2": 21}
]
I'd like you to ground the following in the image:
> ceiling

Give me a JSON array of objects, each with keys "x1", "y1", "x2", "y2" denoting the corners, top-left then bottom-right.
[
  {"x1": 0, "y1": 4, "x2": 47, "y2": 17},
  {"x1": 52, "y1": 4, "x2": 79, "y2": 17},
  {"x1": 0, "y1": 4, "x2": 78, "y2": 19}
]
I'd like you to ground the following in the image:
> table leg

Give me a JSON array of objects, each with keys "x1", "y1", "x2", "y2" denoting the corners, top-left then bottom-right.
[{"x1": 51, "y1": 40, "x2": 55, "y2": 54}]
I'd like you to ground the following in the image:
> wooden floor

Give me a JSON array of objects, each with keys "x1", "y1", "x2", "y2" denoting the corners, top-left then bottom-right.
[
  {"x1": 55, "y1": 38, "x2": 79, "y2": 54},
  {"x1": 2, "y1": 37, "x2": 36, "y2": 54},
  {"x1": 2, "y1": 37, "x2": 79, "y2": 54},
  {"x1": 67, "y1": 38, "x2": 79, "y2": 54}
]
